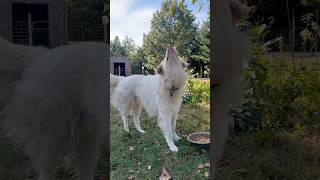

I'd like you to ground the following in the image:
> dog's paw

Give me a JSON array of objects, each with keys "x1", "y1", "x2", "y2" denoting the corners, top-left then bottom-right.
[
  {"x1": 169, "y1": 145, "x2": 179, "y2": 152},
  {"x1": 124, "y1": 128, "x2": 130, "y2": 132},
  {"x1": 173, "y1": 133, "x2": 181, "y2": 142},
  {"x1": 138, "y1": 129, "x2": 145, "y2": 134}
]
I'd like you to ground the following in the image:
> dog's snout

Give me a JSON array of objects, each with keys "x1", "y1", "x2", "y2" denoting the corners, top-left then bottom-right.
[
  {"x1": 168, "y1": 46, "x2": 175, "y2": 51},
  {"x1": 166, "y1": 47, "x2": 178, "y2": 62},
  {"x1": 169, "y1": 86, "x2": 179, "y2": 97}
]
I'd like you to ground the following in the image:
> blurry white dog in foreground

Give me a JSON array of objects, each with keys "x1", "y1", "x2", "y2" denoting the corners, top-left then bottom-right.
[
  {"x1": 0, "y1": 38, "x2": 108, "y2": 180},
  {"x1": 111, "y1": 46, "x2": 187, "y2": 152}
]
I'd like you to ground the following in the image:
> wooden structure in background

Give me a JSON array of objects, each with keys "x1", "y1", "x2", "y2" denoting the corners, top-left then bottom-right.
[{"x1": 0, "y1": 0, "x2": 67, "y2": 47}]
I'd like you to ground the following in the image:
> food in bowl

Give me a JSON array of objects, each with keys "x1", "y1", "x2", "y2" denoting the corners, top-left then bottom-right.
[
  {"x1": 187, "y1": 132, "x2": 210, "y2": 145},
  {"x1": 194, "y1": 134, "x2": 210, "y2": 144}
]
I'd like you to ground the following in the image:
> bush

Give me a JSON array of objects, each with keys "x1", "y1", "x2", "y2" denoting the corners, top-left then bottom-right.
[
  {"x1": 183, "y1": 77, "x2": 210, "y2": 105},
  {"x1": 232, "y1": 44, "x2": 320, "y2": 133},
  {"x1": 231, "y1": 98, "x2": 262, "y2": 132},
  {"x1": 253, "y1": 128, "x2": 279, "y2": 146}
]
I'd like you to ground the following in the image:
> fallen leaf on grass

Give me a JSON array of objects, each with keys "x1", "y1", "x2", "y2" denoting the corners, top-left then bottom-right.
[
  {"x1": 197, "y1": 164, "x2": 205, "y2": 169},
  {"x1": 147, "y1": 165, "x2": 152, "y2": 170},
  {"x1": 197, "y1": 162, "x2": 210, "y2": 169},
  {"x1": 159, "y1": 167, "x2": 172, "y2": 180},
  {"x1": 204, "y1": 163, "x2": 210, "y2": 167},
  {"x1": 155, "y1": 140, "x2": 161, "y2": 147}
]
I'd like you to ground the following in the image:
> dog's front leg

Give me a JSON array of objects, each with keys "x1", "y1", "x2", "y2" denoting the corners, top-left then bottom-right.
[
  {"x1": 132, "y1": 99, "x2": 145, "y2": 134},
  {"x1": 33, "y1": 147, "x2": 59, "y2": 180},
  {"x1": 171, "y1": 113, "x2": 180, "y2": 142},
  {"x1": 158, "y1": 113, "x2": 178, "y2": 152},
  {"x1": 121, "y1": 114, "x2": 130, "y2": 132}
]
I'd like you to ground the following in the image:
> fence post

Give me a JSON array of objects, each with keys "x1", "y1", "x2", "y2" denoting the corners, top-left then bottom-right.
[
  {"x1": 28, "y1": 13, "x2": 32, "y2": 46},
  {"x1": 102, "y1": 16, "x2": 108, "y2": 43}
]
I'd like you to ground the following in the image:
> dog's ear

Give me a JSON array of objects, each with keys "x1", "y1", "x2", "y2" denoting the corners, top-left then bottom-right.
[
  {"x1": 156, "y1": 64, "x2": 163, "y2": 75},
  {"x1": 178, "y1": 57, "x2": 188, "y2": 68},
  {"x1": 229, "y1": 0, "x2": 250, "y2": 24},
  {"x1": 181, "y1": 60, "x2": 188, "y2": 69}
]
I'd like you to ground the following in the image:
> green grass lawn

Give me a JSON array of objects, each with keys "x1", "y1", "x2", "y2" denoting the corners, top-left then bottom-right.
[{"x1": 110, "y1": 104, "x2": 210, "y2": 179}]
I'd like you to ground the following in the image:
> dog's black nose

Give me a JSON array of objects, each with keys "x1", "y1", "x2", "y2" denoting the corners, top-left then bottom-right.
[{"x1": 169, "y1": 89, "x2": 173, "y2": 97}]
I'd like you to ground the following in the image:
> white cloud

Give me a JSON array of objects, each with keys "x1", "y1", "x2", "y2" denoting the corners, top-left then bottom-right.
[
  {"x1": 195, "y1": 11, "x2": 208, "y2": 25},
  {"x1": 110, "y1": 0, "x2": 156, "y2": 46}
]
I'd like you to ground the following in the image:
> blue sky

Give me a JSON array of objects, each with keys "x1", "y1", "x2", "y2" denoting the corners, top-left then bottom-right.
[{"x1": 110, "y1": 0, "x2": 209, "y2": 46}]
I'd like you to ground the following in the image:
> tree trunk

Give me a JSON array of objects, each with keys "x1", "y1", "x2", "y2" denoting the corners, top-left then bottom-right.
[
  {"x1": 291, "y1": 9, "x2": 296, "y2": 71},
  {"x1": 286, "y1": 0, "x2": 292, "y2": 48},
  {"x1": 316, "y1": 10, "x2": 319, "y2": 52}
]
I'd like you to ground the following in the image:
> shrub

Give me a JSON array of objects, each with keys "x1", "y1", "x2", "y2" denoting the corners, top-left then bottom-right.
[
  {"x1": 232, "y1": 44, "x2": 320, "y2": 133},
  {"x1": 253, "y1": 128, "x2": 279, "y2": 146},
  {"x1": 183, "y1": 77, "x2": 210, "y2": 105},
  {"x1": 231, "y1": 98, "x2": 262, "y2": 132}
]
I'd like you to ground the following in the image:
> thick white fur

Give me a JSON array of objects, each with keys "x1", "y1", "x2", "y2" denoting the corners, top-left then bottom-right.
[
  {"x1": 0, "y1": 37, "x2": 48, "y2": 82},
  {"x1": 0, "y1": 40, "x2": 108, "y2": 180},
  {"x1": 111, "y1": 47, "x2": 187, "y2": 152}
]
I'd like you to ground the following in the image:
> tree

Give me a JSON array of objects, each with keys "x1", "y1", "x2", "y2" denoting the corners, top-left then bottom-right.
[
  {"x1": 66, "y1": 0, "x2": 104, "y2": 24},
  {"x1": 142, "y1": 1, "x2": 198, "y2": 70},
  {"x1": 122, "y1": 36, "x2": 136, "y2": 56},
  {"x1": 191, "y1": 18, "x2": 210, "y2": 77},
  {"x1": 110, "y1": 36, "x2": 126, "y2": 56},
  {"x1": 300, "y1": 11, "x2": 320, "y2": 52},
  {"x1": 110, "y1": 36, "x2": 136, "y2": 57},
  {"x1": 302, "y1": 0, "x2": 320, "y2": 7},
  {"x1": 128, "y1": 47, "x2": 146, "y2": 74}
]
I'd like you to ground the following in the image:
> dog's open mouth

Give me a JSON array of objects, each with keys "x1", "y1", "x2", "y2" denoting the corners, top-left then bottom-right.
[{"x1": 169, "y1": 87, "x2": 179, "y2": 97}]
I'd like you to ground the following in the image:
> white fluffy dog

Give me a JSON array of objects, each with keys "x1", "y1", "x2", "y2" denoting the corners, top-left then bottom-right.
[
  {"x1": 111, "y1": 46, "x2": 187, "y2": 152},
  {"x1": 0, "y1": 38, "x2": 108, "y2": 180}
]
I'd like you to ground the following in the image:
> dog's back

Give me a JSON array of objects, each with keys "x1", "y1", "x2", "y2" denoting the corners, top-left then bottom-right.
[
  {"x1": 0, "y1": 37, "x2": 48, "y2": 81},
  {"x1": 111, "y1": 74, "x2": 161, "y2": 117},
  {"x1": 110, "y1": 73, "x2": 125, "y2": 95}
]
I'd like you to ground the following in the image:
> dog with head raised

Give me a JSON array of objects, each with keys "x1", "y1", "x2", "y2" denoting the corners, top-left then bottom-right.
[{"x1": 111, "y1": 46, "x2": 187, "y2": 152}]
